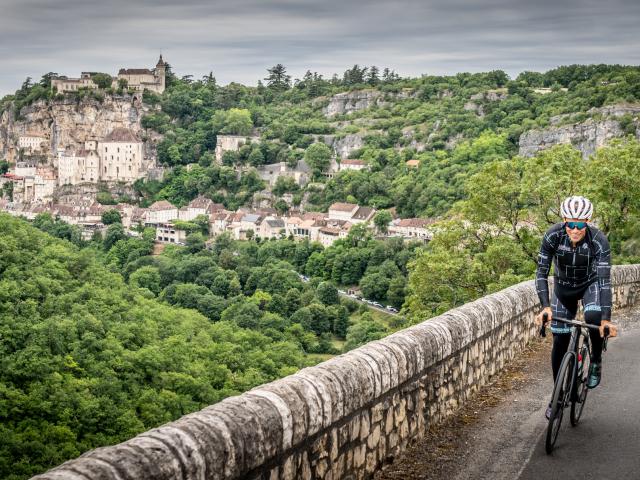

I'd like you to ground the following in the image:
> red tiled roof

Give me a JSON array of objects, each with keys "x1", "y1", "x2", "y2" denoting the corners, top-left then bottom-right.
[{"x1": 341, "y1": 159, "x2": 366, "y2": 165}]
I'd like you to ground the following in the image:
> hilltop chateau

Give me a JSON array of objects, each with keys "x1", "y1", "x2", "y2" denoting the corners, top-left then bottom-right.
[{"x1": 51, "y1": 56, "x2": 167, "y2": 94}]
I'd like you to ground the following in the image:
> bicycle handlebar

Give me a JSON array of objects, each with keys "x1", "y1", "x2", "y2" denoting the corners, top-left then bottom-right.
[{"x1": 538, "y1": 314, "x2": 611, "y2": 338}]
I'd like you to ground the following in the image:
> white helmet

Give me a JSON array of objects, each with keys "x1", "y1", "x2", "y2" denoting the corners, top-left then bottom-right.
[{"x1": 560, "y1": 196, "x2": 593, "y2": 220}]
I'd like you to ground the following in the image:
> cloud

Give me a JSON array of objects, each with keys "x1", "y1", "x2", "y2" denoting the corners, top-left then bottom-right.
[{"x1": 1, "y1": 0, "x2": 639, "y2": 96}]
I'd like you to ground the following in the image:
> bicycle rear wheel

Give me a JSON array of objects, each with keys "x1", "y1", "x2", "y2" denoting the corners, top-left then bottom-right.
[
  {"x1": 570, "y1": 337, "x2": 591, "y2": 426},
  {"x1": 546, "y1": 353, "x2": 574, "y2": 454}
]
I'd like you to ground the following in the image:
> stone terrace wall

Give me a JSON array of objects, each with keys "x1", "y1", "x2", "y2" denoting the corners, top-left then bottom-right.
[{"x1": 33, "y1": 265, "x2": 640, "y2": 480}]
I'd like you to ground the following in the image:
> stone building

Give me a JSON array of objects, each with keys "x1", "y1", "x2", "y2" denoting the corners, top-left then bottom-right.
[
  {"x1": 51, "y1": 56, "x2": 167, "y2": 94},
  {"x1": 388, "y1": 217, "x2": 434, "y2": 242},
  {"x1": 50, "y1": 72, "x2": 98, "y2": 94},
  {"x1": 116, "y1": 56, "x2": 166, "y2": 94},
  {"x1": 214, "y1": 134, "x2": 260, "y2": 163},
  {"x1": 57, "y1": 130, "x2": 142, "y2": 186},
  {"x1": 339, "y1": 159, "x2": 369, "y2": 172},
  {"x1": 145, "y1": 200, "x2": 178, "y2": 225},
  {"x1": 256, "y1": 160, "x2": 311, "y2": 187},
  {"x1": 100, "y1": 128, "x2": 143, "y2": 182},
  {"x1": 18, "y1": 133, "x2": 46, "y2": 152}
]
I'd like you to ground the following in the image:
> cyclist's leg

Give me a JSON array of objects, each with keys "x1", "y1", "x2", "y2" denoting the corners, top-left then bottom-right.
[
  {"x1": 550, "y1": 288, "x2": 578, "y2": 382},
  {"x1": 552, "y1": 333, "x2": 571, "y2": 381},
  {"x1": 583, "y1": 282, "x2": 603, "y2": 363}
]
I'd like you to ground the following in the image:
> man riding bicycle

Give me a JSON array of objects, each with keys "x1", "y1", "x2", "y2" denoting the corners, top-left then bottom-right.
[{"x1": 535, "y1": 196, "x2": 618, "y2": 419}]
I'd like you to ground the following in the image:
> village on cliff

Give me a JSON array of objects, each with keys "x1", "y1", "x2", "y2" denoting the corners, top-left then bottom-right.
[{"x1": 0, "y1": 57, "x2": 433, "y2": 247}]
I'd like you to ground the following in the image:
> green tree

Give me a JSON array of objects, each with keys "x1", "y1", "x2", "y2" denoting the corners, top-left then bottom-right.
[
  {"x1": 221, "y1": 108, "x2": 253, "y2": 136},
  {"x1": 103, "y1": 223, "x2": 127, "y2": 250},
  {"x1": 92, "y1": 73, "x2": 113, "y2": 89},
  {"x1": 344, "y1": 318, "x2": 387, "y2": 351},
  {"x1": 265, "y1": 64, "x2": 291, "y2": 92},
  {"x1": 373, "y1": 210, "x2": 392, "y2": 234},
  {"x1": 583, "y1": 139, "x2": 640, "y2": 250},
  {"x1": 101, "y1": 209, "x2": 122, "y2": 225},
  {"x1": 316, "y1": 281, "x2": 339, "y2": 305},
  {"x1": 130, "y1": 266, "x2": 162, "y2": 295},
  {"x1": 304, "y1": 143, "x2": 332, "y2": 177}
]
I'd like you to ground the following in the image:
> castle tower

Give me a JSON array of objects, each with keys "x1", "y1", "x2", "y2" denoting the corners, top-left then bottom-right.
[{"x1": 155, "y1": 55, "x2": 166, "y2": 93}]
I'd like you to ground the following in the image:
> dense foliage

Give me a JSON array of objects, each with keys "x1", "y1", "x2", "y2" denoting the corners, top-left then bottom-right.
[
  {"x1": 123, "y1": 63, "x2": 640, "y2": 214},
  {"x1": 405, "y1": 138, "x2": 640, "y2": 319},
  {"x1": 1, "y1": 63, "x2": 640, "y2": 477}
]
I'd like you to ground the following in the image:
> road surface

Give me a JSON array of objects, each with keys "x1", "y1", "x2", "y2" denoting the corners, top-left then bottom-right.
[{"x1": 376, "y1": 308, "x2": 640, "y2": 480}]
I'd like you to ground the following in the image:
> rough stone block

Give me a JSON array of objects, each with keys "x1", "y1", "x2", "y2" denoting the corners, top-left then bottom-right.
[{"x1": 367, "y1": 425, "x2": 381, "y2": 449}]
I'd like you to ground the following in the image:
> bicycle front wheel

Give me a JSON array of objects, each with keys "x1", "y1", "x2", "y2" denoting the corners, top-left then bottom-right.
[
  {"x1": 570, "y1": 339, "x2": 591, "y2": 426},
  {"x1": 546, "y1": 353, "x2": 574, "y2": 454}
]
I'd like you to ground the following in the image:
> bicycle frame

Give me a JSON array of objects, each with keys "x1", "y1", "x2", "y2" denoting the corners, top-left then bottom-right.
[{"x1": 541, "y1": 315, "x2": 608, "y2": 453}]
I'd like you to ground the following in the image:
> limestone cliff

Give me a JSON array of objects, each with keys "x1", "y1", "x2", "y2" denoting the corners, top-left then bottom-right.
[
  {"x1": 519, "y1": 104, "x2": 640, "y2": 158},
  {"x1": 0, "y1": 94, "x2": 161, "y2": 168},
  {"x1": 321, "y1": 88, "x2": 417, "y2": 117},
  {"x1": 322, "y1": 90, "x2": 383, "y2": 117}
]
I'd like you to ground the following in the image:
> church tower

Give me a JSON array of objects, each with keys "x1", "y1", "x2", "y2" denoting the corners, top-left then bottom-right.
[{"x1": 155, "y1": 55, "x2": 166, "y2": 93}]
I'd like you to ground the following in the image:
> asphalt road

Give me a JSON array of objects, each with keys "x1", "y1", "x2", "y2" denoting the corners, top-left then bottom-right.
[
  {"x1": 451, "y1": 310, "x2": 640, "y2": 480},
  {"x1": 519, "y1": 323, "x2": 640, "y2": 479}
]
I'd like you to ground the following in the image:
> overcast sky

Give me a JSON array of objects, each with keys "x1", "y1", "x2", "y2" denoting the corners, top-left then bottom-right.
[{"x1": 1, "y1": 0, "x2": 639, "y2": 96}]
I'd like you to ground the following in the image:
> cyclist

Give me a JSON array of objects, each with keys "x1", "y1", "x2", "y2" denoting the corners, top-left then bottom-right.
[{"x1": 534, "y1": 196, "x2": 617, "y2": 419}]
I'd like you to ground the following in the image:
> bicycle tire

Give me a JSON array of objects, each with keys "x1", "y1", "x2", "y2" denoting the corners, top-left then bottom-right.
[
  {"x1": 570, "y1": 336, "x2": 591, "y2": 426},
  {"x1": 545, "y1": 353, "x2": 574, "y2": 454}
]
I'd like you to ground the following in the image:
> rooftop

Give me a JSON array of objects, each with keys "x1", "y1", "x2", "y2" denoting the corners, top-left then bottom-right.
[
  {"x1": 395, "y1": 217, "x2": 434, "y2": 228},
  {"x1": 119, "y1": 68, "x2": 153, "y2": 75},
  {"x1": 353, "y1": 206, "x2": 375, "y2": 220},
  {"x1": 265, "y1": 218, "x2": 285, "y2": 228},
  {"x1": 104, "y1": 128, "x2": 141, "y2": 143},
  {"x1": 149, "y1": 200, "x2": 176, "y2": 211},
  {"x1": 329, "y1": 202, "x2": 358, "y2": 212}
]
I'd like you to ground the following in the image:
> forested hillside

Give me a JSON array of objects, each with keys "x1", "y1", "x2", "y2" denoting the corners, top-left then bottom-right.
[
  {"x1": 131, "y1": 63, "x2": 640, "y2": 214},
  {"x1": 0, "y1": 214, "x2": 312, "y2": 478},
  {"x1": 2, "y1": 64, "x2": 640, "y2": 478},
  {"x1": 1, "y1": 211, "x2": 427, "y2": 477}
]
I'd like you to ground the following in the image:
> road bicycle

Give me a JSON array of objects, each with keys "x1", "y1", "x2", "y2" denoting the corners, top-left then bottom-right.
[{"x1": 539, "y1": 314, "x2": 610, "y2": 454}]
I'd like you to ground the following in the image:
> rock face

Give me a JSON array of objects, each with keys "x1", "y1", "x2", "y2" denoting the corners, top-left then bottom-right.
[
  {"x1": 519, "y1": 104, "x2": 640, "y2": 158},
  {"x1": 322, "y1": 88, "x2": 418, "y2": 118},
  {"x1": 329, "y1": 134, "x2": 366, "y2": 158},
  {"x1": 323, "y1": 90, "x2": 383, "y2": 117},
  {"x1": 0, "y1": 94, "x2": 160, "y2": 168}
]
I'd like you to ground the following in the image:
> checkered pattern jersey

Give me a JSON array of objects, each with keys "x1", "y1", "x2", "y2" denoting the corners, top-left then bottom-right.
[{"x1": 535, "y1": 223, "x2": 612, "y2": 320}]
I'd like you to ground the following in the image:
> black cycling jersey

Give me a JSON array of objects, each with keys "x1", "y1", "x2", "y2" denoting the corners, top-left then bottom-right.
[{"x1": 535, "y1": 222, "x2": 612, "y2": 321}]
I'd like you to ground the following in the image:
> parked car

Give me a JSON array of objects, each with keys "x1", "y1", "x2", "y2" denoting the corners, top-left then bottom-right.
[
  {"x1": 386, "y1": 306, "x2": 398, "y2": 313},
  {"x1": 372, "y1": 302, "x2": 384, "y2": 308}
]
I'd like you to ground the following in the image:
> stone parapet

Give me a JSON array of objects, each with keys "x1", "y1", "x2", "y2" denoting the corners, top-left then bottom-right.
[{"x1": 32, "y1": 265, "x2": 640, "y2": 480}]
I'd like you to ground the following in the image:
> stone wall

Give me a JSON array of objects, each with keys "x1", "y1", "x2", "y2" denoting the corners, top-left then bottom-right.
[{"x1": 32, "y1": 265, "x2": 640, "y2": 480}]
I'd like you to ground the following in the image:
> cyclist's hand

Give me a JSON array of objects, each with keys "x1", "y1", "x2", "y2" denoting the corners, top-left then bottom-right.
[
  {"x1": 535, "y1": 307, "x2": 552, "y2": 326},
  {"x1": 600, "y1": 320, "x2": 618, "y2": 338}
]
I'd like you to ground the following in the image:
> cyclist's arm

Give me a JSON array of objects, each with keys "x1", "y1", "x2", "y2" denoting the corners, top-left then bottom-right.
[
  {"x1": 535, "y1": 230, "x2": 556, "y2": 309},
  {"x1": 594, "y1": 231, "x2": 612, "y2": 321}
]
